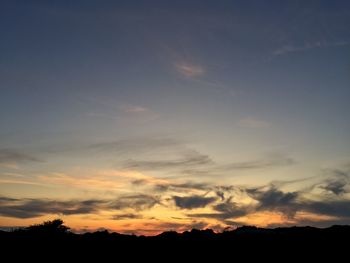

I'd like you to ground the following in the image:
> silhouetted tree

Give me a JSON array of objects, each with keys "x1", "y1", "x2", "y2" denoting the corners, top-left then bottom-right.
[{"x1": 26, "y1": 219, "x2": 70, "y2": 234}]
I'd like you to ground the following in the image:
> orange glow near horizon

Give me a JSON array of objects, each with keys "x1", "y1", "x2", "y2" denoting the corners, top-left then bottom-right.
[{"x1": 0, "y1": 208, "x2": 341, "y2": 236}]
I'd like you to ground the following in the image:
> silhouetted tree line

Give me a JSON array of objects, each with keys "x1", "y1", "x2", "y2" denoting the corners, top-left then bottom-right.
[{"x1": 1, "y1": 219, "x2": 349, "y2": 259}]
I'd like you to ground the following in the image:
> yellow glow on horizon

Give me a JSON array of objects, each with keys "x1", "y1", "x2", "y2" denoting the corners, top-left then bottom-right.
[{"x1": 37, "y1": 169, "x2": 169, "y2": 191}]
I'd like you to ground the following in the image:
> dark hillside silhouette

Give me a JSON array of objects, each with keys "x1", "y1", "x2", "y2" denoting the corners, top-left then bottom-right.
[{"x1": 1, "y1": 219, "x2": 349, "y2": 259}]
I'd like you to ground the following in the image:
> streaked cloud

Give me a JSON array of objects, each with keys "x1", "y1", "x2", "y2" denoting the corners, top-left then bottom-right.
[
  {"x1": 0, "y1": 194, "x2": 160, "y2": 219},
  {"x1": 38, "y1": 170, "x2": 167, "y2": 190},
  {"x1": 0, "y1": 197, "x2": 105, "y2": 218},
  {"x1": 187, "y1": 184, "x2": 350, "y2": 225},
  {"x1": 238, "y1": 117, "x2": 270, "y2": 128},
  {"x1": 119, "y1": 105, "x2": 151, "y2": 114},
  {"x1": 273, "y1": 40, "x2": 350, "y2": 56},
  {"x1": 321, "y1": 177, "x2": 348, "y2": 196},
  {"x1": 247, "y1": 187, "x2": 299, "y2": 218},
  {"x1": 223, "y1": 154, "x2": 295, "y2": 170},
  {"x1": 85, "y1": 100, "x2": 160, "y2": 123},
  {"x1": 111, "y1": 194, "x2": 160, "y2": 211},
  {"x1": 189, "y1": 199, "x2": 250, "y2": 220},
  {"x1": 38, "y1": 172, "x2": 126, "y2": 190},
  {"x1": 111, "y1": 213, "x2": 143, "y2": 220},
  {"x1": 89, "y1": 137, "x2": 184, "y2": 154},
  {"x1": 319, "y1": 166, "x2": 350, "y2": 196},
  {"x1": 180, "y1": 153, "x2": 296, "y2": 176},
  {"x1": 175, "y1": 62, "x2": 205, "y2": 78},
  {"x1": 122, "y1": 151, "x2": 213, "y2": 171},
  {"x1": 152, "y1": 181, "x2": 210, "y2": 193},
  {"x1": 0, "y1": 179, "x2": 45, "y2": 186},
  {"x1": 118, "y1": 104, "x2": 160, "y2": 123},
  {"x1": 173, "y1": 195, "x2": 217, "y2": 209},
  {"x1": 0, "y1": 148, "x2": 43, "y2": 168},
  {"x1": 303, "y1": 200, "x2": 350, "y2": 219}
]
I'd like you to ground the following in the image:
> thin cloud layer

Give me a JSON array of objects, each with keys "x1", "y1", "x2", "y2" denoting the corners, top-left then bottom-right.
[
  {"x1": 0, "y1": 197, "x2": 105, "y2": 218},
  {"x1": 273, "y1": 40, "x2": 350, "y2": 56},
  {"x1": 89, "y1": 137, "x2": 183, "y2": 154},
  {"x1": 173, "y1": 195, "x2": 217, "y2": 209},
  {"x1": 238, "y1": 117, "x2": 270, "y2": 128},
  {"x1": 247, "y1": 187, "x2": 300, "y2": 218},
  {"x1": 320, "y1": 168, "x2": 350, "y2": 196},
  {"x1": 223, "y1": 154, "x2": 295, "y2": 170},
  {"x1": 112, "y1": 194, "x2": 160, "y2": 211},
  {"x1": 189, "y1": 198, "x2": 250, "y2": 220},
  {"x1": 111, "y1": 213, "x2": 143, "y2": 220},
  {"x1": 175, "y1": 62, "x2": 205, "y2": 78},
  {"x1": 0, "y1": 194, "x2": 160, "y2": 219},
  {"x1": 123, "y1": 152, "x2": 212, "y2": 170},
  {"x1": 0, "y1": 149, "x2": 42, "y2": 167},
  {"x1": 153, "y1": 182, "x2": 210, "y2": 193}
]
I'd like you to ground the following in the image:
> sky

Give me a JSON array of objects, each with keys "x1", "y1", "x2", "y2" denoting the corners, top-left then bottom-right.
[{"x1": 1, "y1": 0, "x2": 350, "y2": 235}]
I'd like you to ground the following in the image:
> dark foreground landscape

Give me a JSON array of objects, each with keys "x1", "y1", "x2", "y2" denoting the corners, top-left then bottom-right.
[{"x1": 1, "y1": 219, "x2": 349, "y2": 259}]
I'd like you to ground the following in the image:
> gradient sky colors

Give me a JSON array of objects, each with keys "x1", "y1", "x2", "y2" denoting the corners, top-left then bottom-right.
[{"x1": 1, "y1": 0, "x2": 350, "y2": 235}]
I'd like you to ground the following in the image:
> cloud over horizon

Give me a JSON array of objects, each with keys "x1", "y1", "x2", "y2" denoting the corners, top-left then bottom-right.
[{"x1": 2, "y1": 168, "x2": 349, "y2": 228}]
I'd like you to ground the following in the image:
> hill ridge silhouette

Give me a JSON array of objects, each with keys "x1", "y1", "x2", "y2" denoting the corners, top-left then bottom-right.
[
  {"x1": 2, "y1": 219, "x2": 350, "y2": 237},
  {"x1": 2, "y1": 219, "x2": 349, "y2": 259}
]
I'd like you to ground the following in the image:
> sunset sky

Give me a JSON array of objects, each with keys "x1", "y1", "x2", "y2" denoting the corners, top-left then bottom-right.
[{"x1": 1, "y1": 0, "x2": 350, "y2": 235}]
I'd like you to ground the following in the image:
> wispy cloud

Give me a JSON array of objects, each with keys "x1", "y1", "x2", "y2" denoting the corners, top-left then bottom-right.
[
  {"x1": 38, "y1": 172, "x2": 126, "y2": 190},
  {"x1": 152, "y1": 181, "x2": 211, "y2": 193},
  {"x1": 189, "y1": 198, "x2": 251, "y2": 220},
  {"x1": 0, "y1": 179, "x2": 45, "y2": 186},
  {"x1": 118, "y1": 104, "x2": 160, "y2": 123},
  {"x1": 112, "y1": 194, "x2": 160, "y2": 211},
  {"x1": 173, "y1": 195, "x2": 217, "y2": 209},
  {"x1": 321, "y1": 177, "x2": 349, "y2": 196},
  {"x1": 122, "y1": 150, "x2": 213, "y2": 171},
  {"x1": 319, "y1": 165, "x2": 350, "y2": 196},
  {"x1": 38, "y1": 170, "x2": 167, "y2": 190},
  {"x1": 180, "y1": 153, "x2": 296, "y2": 176},
  {"x1": 175, "y1": 62, "x2": 205, "y2": 78},
  {"x1": 0, "y1": 148, "x2": 43, "y2": 168},
  {"x1": 238, "y1": 117, "x2": 270, "y2": 128},
  {"x1": 273, "y1": 40, "x2": 350, "y2": 56},
  {"x1": 0, "y1": 194, "x2": 160, "y2": 219},
  {"x1": 111, "y1": 213, "x2": 143, "y2": 220},
  {"x1": 84, "y1": 96, "x2": 159, "y2": 123},
  {"x1": 223, "y1": 154, "x2": 295, "y2": 170},
  {"x1": 247, "y1": 187, "x2": 300, "y2": 218},
  {"x1": 187, "y1": 183, "x2": 350, "y2": 225},
  {"x1": 89, "y1": 137, "x2": 183, "y2": 154},
  {"x1": 119, "y1": 105, "x2": 151, "y2": 114},
  {"x1": 0, "y1": 197, "x2": 106, "y2": 218}
]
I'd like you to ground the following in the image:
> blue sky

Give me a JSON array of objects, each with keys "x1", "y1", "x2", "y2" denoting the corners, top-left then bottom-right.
[{"x1": 0, "y1": 0, "x2": 350, "y2": 234}]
